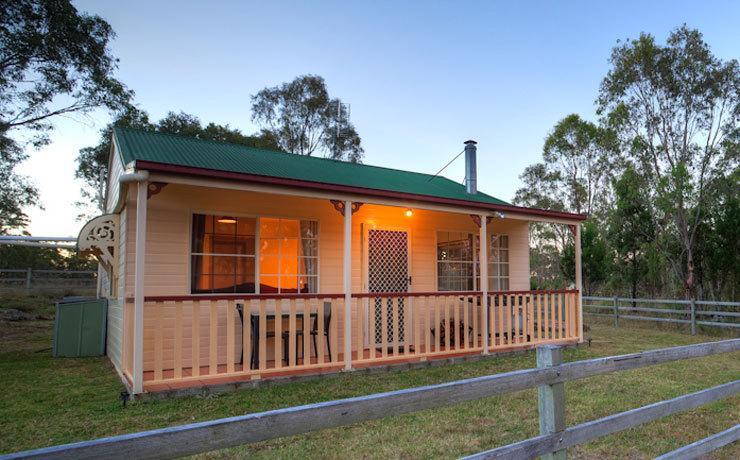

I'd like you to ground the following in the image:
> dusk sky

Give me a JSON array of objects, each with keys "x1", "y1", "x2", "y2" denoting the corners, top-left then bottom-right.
[{"x1": 17, "y1": 0, "x2": 740, "y2": 236}]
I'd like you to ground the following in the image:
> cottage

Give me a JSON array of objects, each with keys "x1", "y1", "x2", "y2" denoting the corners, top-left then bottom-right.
[{"x1": 78, "y1": 127, "x2": 586, "y2": 395}]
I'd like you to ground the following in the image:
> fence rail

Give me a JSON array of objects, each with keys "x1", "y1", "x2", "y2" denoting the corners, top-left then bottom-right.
[
  {"x1": 0, "y1": 268, "x2": 96, "y2": 296},
  {"x1": 3, "y1": 338, "x2": 738, "y2": 460},
  {"x1": 583, "y1": 295, "x2": 739, "y2": 334}
]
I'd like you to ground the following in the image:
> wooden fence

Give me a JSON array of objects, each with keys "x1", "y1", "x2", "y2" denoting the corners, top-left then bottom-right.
[
  {"x1": 3, "y1": 338, "x2": 738, "y2": 459},
  {"x1": 0, "y1": 269, "x2": 96, "y2": 296},
  {"x1": 583, "y1": 296, "x2": 739, "y2": 335}
]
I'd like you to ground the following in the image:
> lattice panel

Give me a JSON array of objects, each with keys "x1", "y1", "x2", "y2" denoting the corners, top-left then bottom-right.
[{"x1": 368, "y1": 229, "x2": 408, "y2": 345}]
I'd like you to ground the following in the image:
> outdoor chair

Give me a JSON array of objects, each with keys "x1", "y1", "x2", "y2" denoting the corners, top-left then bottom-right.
[
  {"x1": 310, "y1": 302, "x2": 332, "y2": 361},
  {"x1": 278, "y1": 301, "x2": 332, "y2": 364}
]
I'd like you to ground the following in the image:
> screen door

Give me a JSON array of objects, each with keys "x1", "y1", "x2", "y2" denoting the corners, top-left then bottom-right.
[{"x1": 367, "y1": 229, "x2": 409, "y2": 346}]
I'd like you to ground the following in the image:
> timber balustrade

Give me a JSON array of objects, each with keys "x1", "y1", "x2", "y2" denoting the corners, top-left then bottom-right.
[{"x1": 123, "y1": 290, "x2": 580, "y2": 387}]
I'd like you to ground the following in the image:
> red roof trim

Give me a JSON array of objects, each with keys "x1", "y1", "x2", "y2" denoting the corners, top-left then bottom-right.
[{"x1": 135, "y1": 160, "x2": 587, "y2": 221}]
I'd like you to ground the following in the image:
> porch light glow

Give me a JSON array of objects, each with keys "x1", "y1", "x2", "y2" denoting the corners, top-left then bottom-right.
[
  {"x1": 217, "y1": 216, "x2": 237, "y2": 224},
  {"x1": 405, "y1": 208, "x2": 413, "y2": 217}
]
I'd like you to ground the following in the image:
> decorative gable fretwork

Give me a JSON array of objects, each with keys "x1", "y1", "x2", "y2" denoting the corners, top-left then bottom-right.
[{"x1": 77, "y1": 214, "x2": 119, "y2": 269}]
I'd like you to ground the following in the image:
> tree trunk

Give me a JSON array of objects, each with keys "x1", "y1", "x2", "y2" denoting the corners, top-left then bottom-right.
[
  {"x1": 684, "y1": 250, "x2": 696, "y2": 300},
  {"x1": 631, "y1": 257, "x2": 638, "y2": 307}
]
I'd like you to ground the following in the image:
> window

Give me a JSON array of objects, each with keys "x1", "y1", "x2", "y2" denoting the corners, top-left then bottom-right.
[
  {"x1": 190, "y1": 214, "x2": 318, "y2": 294},
  {"x1": 191, "y1": 214, "x2": 256, "y2": 293},
  {"x1": 259, "y1": 218, "x2": 318, "y2": 293},
  {"x1": 437, "y1": 231, "x2": 476, "y2": 291},
  {"x1": 436, "y1": 231, "x2": 509, "y2": 292},
  {"x1": 489, "y1": 235, "x2": 509, "y2": 291}
]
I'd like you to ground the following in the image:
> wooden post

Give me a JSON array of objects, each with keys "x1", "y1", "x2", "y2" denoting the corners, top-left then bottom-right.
[
  {"x1": 343, "y1": 200, "x2": 352, "y2": 371},
  {"x1": 25, "y1": 268, "x2": 32, "y2": 294},
  {"x1": 613, "y1": 296, "x2": 619, "y2": 328},
  {"x1": 133, "y1": 180, "x2": 148, "y2": 394},
  {"x1": 480, "y1": 214, "x2": 489, "y2": 354},
  {"x1": 574, "y1": 224, "x2": 583, "y2": 341},
  {"x1": 537, "y1": 345, "x2": 566, "y2": 460},
  {"x1": 690, "y1": 299, "x2": 697, "y2": 336}
]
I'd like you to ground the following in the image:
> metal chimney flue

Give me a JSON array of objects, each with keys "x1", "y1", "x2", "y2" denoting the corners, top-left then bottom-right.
[{"x1": 464, "y1": 140, "x2": 477, "y2": 194}]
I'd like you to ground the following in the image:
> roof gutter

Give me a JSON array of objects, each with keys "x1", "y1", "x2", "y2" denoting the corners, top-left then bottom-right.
[
  {"x1": 108, "y1": 167, "x2": 150, "y2": 213},
  {"x1": 134, "y1": 160, "x2": 588, "y2": 222}
]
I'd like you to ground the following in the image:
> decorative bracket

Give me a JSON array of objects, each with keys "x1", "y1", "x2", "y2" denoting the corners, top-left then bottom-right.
[
  {"x1": 470, "y1": 215, "x2": 493, "y2": 228},
  {"x1": 568, "y1": 224, "x2": 577, "y2": 236},
  {"x1": 77, "y1": 214, "x2": 119, "y2": 270},
  {"x1": 147, "y1": 182, "x2": 168, "y2": 199},
  {"x1": 330, "y1": 200, "x2": 364, "y2": 216}
]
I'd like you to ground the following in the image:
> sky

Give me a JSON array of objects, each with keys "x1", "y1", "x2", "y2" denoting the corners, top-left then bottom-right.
[{"x1": 16, "y1": 0, "x2": 740, "y2": 237}]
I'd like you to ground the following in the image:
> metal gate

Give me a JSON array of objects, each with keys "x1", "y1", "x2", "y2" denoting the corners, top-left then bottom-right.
[{"x1": 367, "y1": 229, "x2": 409, "y2": 347}]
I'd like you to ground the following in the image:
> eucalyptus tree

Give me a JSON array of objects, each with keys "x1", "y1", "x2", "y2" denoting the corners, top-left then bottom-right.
[
  {"x1": 597, "y1": 25, "x2": 739, "y2": 298},
  {"x1": 541, "y1": 114, "x2": 619, "y2": 217},
  {"x1": 607, "y1": 165, "x2": 655, "y2": 300},
  {"x1": 251, "y1": 75, "x2": 364, "y2": 163},
  {"x1": 0, "y1": 0, "x2": 130, "y2": 231},
  {"x1": 514, "y1": 115, "x2": 618, "y2": 288}
]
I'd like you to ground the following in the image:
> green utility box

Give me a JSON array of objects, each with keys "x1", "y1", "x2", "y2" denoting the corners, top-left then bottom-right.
[{"x1": 52, "y1": 298, "x2": 107, "y2": 357}]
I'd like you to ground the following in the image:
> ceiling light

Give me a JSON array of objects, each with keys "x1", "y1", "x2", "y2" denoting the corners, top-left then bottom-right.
[
  {"x1": 217, "y1": 216, "x2": 237, "y2": 224},
  {"x1": 405, "y1": 208, "x2": 413, "y2": 217}
]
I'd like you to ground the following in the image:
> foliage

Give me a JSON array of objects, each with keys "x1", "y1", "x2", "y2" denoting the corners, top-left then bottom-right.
[
  {"x1": 515, "y1": 116, "x2": 618, "y2": 291},
  {"x1": 693, "y1": 169, "x2": 740, "y2": 299},
  {"x1": 518, "y1": 25, "x2": 739, "y2": 300},
  {"x1": 561, "y1": 220, "x2": 610, "y2": 295},
  {"x1": 607, "y1": 165, "x2": 655, "y2": 299},
  {"x1": 75, "y1": 109, "x2": 280, "y2": 216},
  {"x1": 0, "y1": 245, "x2": 95, "y2": 270},
  {"x1": 0, "y1": 138, "x2": 38, "y2": 233},
  {"x1": 0, "y1": 0, "x2": 131, "y2": 231},
  {"x1": 251, "y1": 75, "x2": 364, "y2": 162},
  {"x1": 541, "y1": 114, "x2": 618, "y2": 216},
  {"x1": 597, "y1": 25, "x2": 739, "y2": 298}
]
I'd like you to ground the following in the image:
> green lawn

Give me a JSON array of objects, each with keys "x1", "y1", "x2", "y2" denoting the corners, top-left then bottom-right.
[{"x1": 0, "y1": 297, "x2": 738, "y2": 459}]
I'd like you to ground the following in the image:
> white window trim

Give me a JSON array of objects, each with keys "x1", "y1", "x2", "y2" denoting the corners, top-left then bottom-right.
[
  {"x1": 434, "y1": 230, "x2": 510, "y2": 292},
  {"x1": 188, "y1": 210, "x2": 320, "y2": 296},
  {"x1": 489, "y1": 234, "x2": 510, "y2": 291},
  {"x1": 435, "y1": 230, "x2": 477, "y2": 292}
]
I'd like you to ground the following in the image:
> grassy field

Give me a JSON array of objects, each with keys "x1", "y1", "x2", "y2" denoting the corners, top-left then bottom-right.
[{"x1": 0, "y1": 296, "x2": 738, "y2": 459}]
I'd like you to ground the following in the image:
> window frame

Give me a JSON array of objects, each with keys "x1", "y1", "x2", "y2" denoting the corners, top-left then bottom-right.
[
  {"x1": 188, "y1": 210, "x2": 320, "y2": 295},
  {"x1": 435, "y1": 229, "x2": 479, "y2": 292},
  {"x1": 434, "y1": 229, "x2": 510, "y2": 292},
  {"x1": 488, "y1": 234, "x2": 509, "y2": 291}
]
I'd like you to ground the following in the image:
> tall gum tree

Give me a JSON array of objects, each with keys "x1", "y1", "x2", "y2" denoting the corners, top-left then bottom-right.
[
  {"x1": 0, "y1": 0, "x2": 130, "y2": 232},
  {"x1": 597, "y1": 25, "x2": 739, "y2": 299}
]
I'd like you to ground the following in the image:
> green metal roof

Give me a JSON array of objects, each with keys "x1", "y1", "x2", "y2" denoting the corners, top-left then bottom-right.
[{"x1": 113, "y1": 127, "x2": 508, "y2": 206}]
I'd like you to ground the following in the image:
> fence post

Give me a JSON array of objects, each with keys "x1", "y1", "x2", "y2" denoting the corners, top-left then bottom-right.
[
  {"x1": 25, "y1": 268, "x2": 32, "y2": 294},
  {"x1": 690, "y1": 299, "x2": 697, "y2": 336},
  {"x1": 537, "y1": 345, "x2": 566, "y2": 460},
  {"x1": 613, "y1": 296, "x2": 619, "y2": 328}
]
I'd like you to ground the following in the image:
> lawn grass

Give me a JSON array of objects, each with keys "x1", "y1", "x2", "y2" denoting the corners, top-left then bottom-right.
[{"x1": 0, "y1": 297, "x2": 738, "y2": 459}]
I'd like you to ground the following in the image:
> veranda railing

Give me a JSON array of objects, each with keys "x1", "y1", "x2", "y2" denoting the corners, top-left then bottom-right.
[{"x1": 125, "y1": 290, "x2": 581, "y2": 387}]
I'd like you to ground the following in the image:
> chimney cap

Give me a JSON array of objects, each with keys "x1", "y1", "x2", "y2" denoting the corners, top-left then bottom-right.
[{"x1": 464, "y1": 139, "x2": 477, "y2": 145}]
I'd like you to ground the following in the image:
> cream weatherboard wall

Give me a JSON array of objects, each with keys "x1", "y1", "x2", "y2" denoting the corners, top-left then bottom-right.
[{"x1": 119, "y1": 184, "x2": 530, "y2": 372}]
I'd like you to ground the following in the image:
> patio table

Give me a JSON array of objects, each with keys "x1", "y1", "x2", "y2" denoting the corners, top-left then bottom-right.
[{"x1": 235, "y1": 304, "x2": 317, "y2": 369}]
